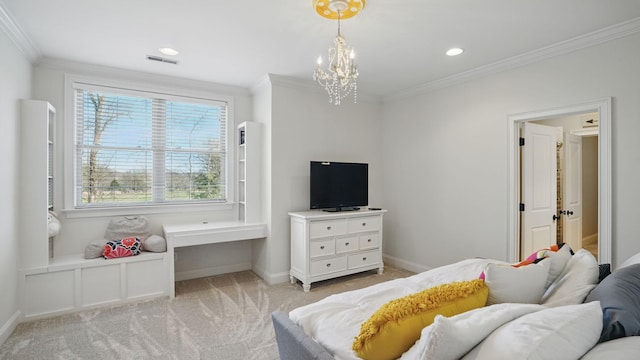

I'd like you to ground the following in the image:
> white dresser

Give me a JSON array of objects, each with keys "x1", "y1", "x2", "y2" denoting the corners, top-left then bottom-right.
[{"x1": 288, "y1": 209, "x2": 386, "y2": 291}]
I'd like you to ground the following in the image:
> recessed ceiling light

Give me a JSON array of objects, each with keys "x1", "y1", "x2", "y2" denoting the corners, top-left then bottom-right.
[
  {"x1": 446, "y1": 47, "x2": 464, "y2": 56},
  {"x1": 159, "y1": 47, "x2": 179, "y2": 56}
]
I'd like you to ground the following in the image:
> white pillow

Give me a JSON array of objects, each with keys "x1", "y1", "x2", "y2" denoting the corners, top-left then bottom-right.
[
  {"x1": 461, "y1": 301, "x2": 603, "y2": 360},
  {"x1": 484, "y1": 259, "x2": 550, "y2": 305},
  {"x1": 580, "y1": 336, "x2": 640, "y2": 360},
  {"x1": 618, "y1": 251, "x2": 640, "y2": 270},
  {"x1": 142, "y1": 234, "x2": 167, "y2": 252},
  {"x1": 416, "y1": 303, "x2": 544, "y2": 360},
  {"x1": 544, "y1": 244, "x2": 572, "y2": 289},
  {"x1": 541, "y1": 249, "x2": 598, "y2": 307}
]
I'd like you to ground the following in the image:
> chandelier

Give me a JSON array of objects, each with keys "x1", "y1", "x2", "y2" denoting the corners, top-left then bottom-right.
[{"x1": 313, "y1": 0, "x2": 365, "y2": 105}]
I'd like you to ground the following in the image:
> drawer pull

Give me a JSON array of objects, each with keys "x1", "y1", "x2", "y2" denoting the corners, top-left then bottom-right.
[
  {"x1": 362, "y1": 257, "x2": 367, "y2": 261},
  {"x1": 326, "y1": 263, "x2": 331, "y2": 267},
  {"x1": 367, "y1": 239, "x2": 372, "y2": 242},
  {"x1": 345, "y1": 242, "x2": 350, "y2": 246},
  {"x1": 320, "y1": 245, "x2": 325, "y2": 250},
  {"x1": 327, "y1": 226, "x2": 332, "y2": 230},
  {"x1": 362, "y1": 222, "x2": 366, "y2": 226}
]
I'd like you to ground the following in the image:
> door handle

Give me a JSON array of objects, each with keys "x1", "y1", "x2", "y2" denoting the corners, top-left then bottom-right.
[
  {"x1": 553, "y1": 214, "x2": 560, "y2": 221},
  {"x1": 566, "y1": 210, "x2": 574, "y2": 216}
]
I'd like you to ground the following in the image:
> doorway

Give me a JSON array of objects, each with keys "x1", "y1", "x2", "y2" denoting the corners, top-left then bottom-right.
[
  {"x1": 521, "y1": 114, "x2": 598, "y2": 259},
  {"x1": 507, "y1": 98, "x2": 611, "y2": 264}
]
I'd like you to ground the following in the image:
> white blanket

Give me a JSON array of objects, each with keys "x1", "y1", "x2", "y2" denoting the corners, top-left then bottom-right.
[
  {"x1": 289, "y1": 258, "x2": 606, "y2": 360},
  {"x1": 289, "y1": 258, "x2": 500, "y2": 360}
]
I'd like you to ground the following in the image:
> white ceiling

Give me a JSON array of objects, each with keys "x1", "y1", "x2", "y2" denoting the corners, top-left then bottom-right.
[{"x1": 3, "y1": 0, "x2": 640, "y2": 97}]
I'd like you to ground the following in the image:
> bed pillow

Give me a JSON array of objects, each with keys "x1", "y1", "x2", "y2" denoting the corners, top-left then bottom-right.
[
  {"x1": 461, "y1": 301, "x2": 602, "y2": 360},
  {"x1": 580, "y1": 336, "x2": 640, "y2": 359},
  {"x1": 514, "y1": 244, "x2": 572, "y2": 290},
  {"x1": 618, "y1": 251, "x2": 640, "y2": 270},
  {"x1": 541, "y1": 249, "x2": 598, "y2": 307},
  {"x1": 103, "y1": 237, "x2": 142, "y2": 259},
  {"x1": 352, "y1": 279, "x2": 488, "y2": 360},
  {"x1": 483, "y1": 258, "x2": 550, "y2": 305},
  {"x1": 585, "y1": 263, "x2": 640, "y2": 342},
  {"x1": 416, "y1": 303, "x2": 544, "y2": 360},
  {"x1": 544, "y1": 243, "x2": 573, "y2": 289}
]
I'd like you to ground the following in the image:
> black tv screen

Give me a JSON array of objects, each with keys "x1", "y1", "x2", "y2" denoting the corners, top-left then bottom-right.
[{"x1": 310, "y1": 161, "x2": 368, "y2": 211}]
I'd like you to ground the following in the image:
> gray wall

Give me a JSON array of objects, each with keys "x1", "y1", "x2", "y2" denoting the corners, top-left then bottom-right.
[
  {"x1": 0, "y1": 29, "x2": 32, "y2": 341},
  {"x1": 381, "y1": 32, "x2": 640, "y2": 269}
]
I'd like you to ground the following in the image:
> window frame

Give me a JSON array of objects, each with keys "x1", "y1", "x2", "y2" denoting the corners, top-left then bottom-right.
[{"x1": 63, "y1": 74, "x2": 235, "y2": 218}]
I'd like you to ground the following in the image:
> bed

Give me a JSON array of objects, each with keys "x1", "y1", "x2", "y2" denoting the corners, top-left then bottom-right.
[{"x1": 272, "y1": 246, "x2": 640, "y2": 360}]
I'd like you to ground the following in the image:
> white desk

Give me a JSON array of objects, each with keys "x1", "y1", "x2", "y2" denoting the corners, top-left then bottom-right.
[{"x1": 163, "y1": 221, "x2": 267, "y2": 298}]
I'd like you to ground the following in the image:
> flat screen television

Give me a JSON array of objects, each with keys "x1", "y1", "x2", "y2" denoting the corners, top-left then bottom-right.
[{"x1": 310, "y1": 161, "x2": 368, "y2": 211}]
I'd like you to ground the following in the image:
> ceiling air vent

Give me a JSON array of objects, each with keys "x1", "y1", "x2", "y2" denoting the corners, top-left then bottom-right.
[{"x1": 146, "y1": 55, "x2": 178, "y2": 65}]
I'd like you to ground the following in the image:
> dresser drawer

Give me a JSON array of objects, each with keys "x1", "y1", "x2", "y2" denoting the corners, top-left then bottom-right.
[
  {"x1": 359, "y1": 232, "x2": 379, "y2": 250},
  {"x1": 310, "y1": 239, "x2": 335, "y2": 258},
  {"x1": 335, "y1": 235, "x2": 359, "y2": 253},
  {"x1": 347, "y1": 250, "x2": 380, "y2": 269},
  {"x1": 310, "y1": 219, "x2": 347, "y2": 239},
  {"x1": 310, "y1": 256, "x2": 347, "y2": 276},
  {"x1": 347, "y1": 216, "x2": 381, "y2": 233}
]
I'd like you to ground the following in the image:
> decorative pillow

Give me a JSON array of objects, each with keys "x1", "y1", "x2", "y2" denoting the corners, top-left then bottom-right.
[
  {"x1": 513, "y1": 244, "x2": 572, "y2": 290},
  {"x1": 541, "y1": 249, "x2": 598, "y2": 307},
  {"x1": 103, "y1": 237, "x2": 142, "y2": 259},
  {"x1": 514, "y1": 244, "x2": 560, "y2": 267},
  {"x1": 585, "y1": 263, "x2": 640, "y2": 342},
  {"x1": 482, "y1": 258, "x2": 550, "y2": 305},
  {"x1": 104, "y1": 216, "x2": 151, "y2": 241},
  {"x1": 461, "y1": 301, "x2": 603, "y2": 360},
  {"x1": 142, "y1": 234, "x2": 167, "y2": 252},
  {"x1": 85, "y1": 238, "x2": 108, "y2": 259},
  {"x1": 598, "y1": 263, "x2": 611, "y2": 282},
  {"x1": 352, "y1": 279, "x2": 488, "y2": 360}
]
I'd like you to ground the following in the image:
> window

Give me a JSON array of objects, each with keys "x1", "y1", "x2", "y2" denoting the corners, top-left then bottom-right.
[{"x1": 71, "y1": 81, "x2": 230, "y2": 209}]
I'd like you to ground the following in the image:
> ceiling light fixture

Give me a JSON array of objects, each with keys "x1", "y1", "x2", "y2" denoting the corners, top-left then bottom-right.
[
  {"x1": 159, "y1": 47, "x2": 179, "y2": 56},
  {"x1": 313, "y1": 0, "x2": 365, "y2": 105},
  {"x1": 446, "y1": 47, "x2": 464, "y2": 56}
]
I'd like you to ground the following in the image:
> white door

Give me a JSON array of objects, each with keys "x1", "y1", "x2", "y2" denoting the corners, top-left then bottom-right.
[
  {"x1": 521, "y1": 122, "x2": 558, "y2": 259},
  {"x1": 563, "y1": 132, "x2": 583, "y2": 251}
]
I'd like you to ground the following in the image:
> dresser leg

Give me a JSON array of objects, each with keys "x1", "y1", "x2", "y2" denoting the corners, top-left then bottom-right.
[
  {"x1": 302, "y1": 283, "x2": 311, "y2": 292},
  {"x1": 289, "y1": 275, "x2": 295, "y2": 284},
  {"x1": 378, "y1": 266, "x2": 384, "y2": 275}
]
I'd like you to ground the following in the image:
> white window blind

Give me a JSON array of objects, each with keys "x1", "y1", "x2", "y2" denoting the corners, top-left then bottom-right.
[{"x1": 73, "y1": 83, "x2": 227, "y2": 207}]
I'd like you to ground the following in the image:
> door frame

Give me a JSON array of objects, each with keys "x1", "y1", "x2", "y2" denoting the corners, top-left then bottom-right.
[{"x1": 507, "y1": 98, "x2": 611, "y2": 263}]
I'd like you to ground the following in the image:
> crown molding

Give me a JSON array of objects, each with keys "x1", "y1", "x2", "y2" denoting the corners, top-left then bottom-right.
[
  {"x1": 258, "y1": 73, "x2": 382, "y2": 104},
  {"x1": 0, "y1": 0, "x2": 40, "y2": 62},
  {"x1": 385, "y1": 16, "x2": 640, "y2": 102},
  {"x1": 39, "y1": 57, "x2": 251, "y2": 97}
]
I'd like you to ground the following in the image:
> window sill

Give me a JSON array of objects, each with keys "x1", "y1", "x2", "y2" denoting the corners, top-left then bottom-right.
[{"x1": 62, "y1": 202, "x2": 235, "y2": 219}]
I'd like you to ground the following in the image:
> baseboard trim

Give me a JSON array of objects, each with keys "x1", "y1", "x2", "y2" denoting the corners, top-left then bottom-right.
[
  {"x1": 175, "y1": 262, "x2": 252, "y2": 281},
  {"x1": 0, "y1": 310, "x2": 22, "y2": 346},
  {"x1": 383, "y1": 254, "x2": 432, "y2": 274},
  {"x1": 252, "y1": 264, "x2": 289, "y2": 285}
]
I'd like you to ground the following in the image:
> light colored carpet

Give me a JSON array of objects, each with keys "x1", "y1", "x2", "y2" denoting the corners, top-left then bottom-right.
[{"x1": 1, "y1": 266, "x2": 413, "y2": 360}]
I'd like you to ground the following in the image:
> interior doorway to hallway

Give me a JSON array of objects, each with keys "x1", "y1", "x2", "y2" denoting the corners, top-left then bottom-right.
[
  {"x1": 521, "y1": 113, "x2": 599, "y2": 259},
  {"x1": 507, "y1": 98, "x2": 611, "y2": 264}
]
